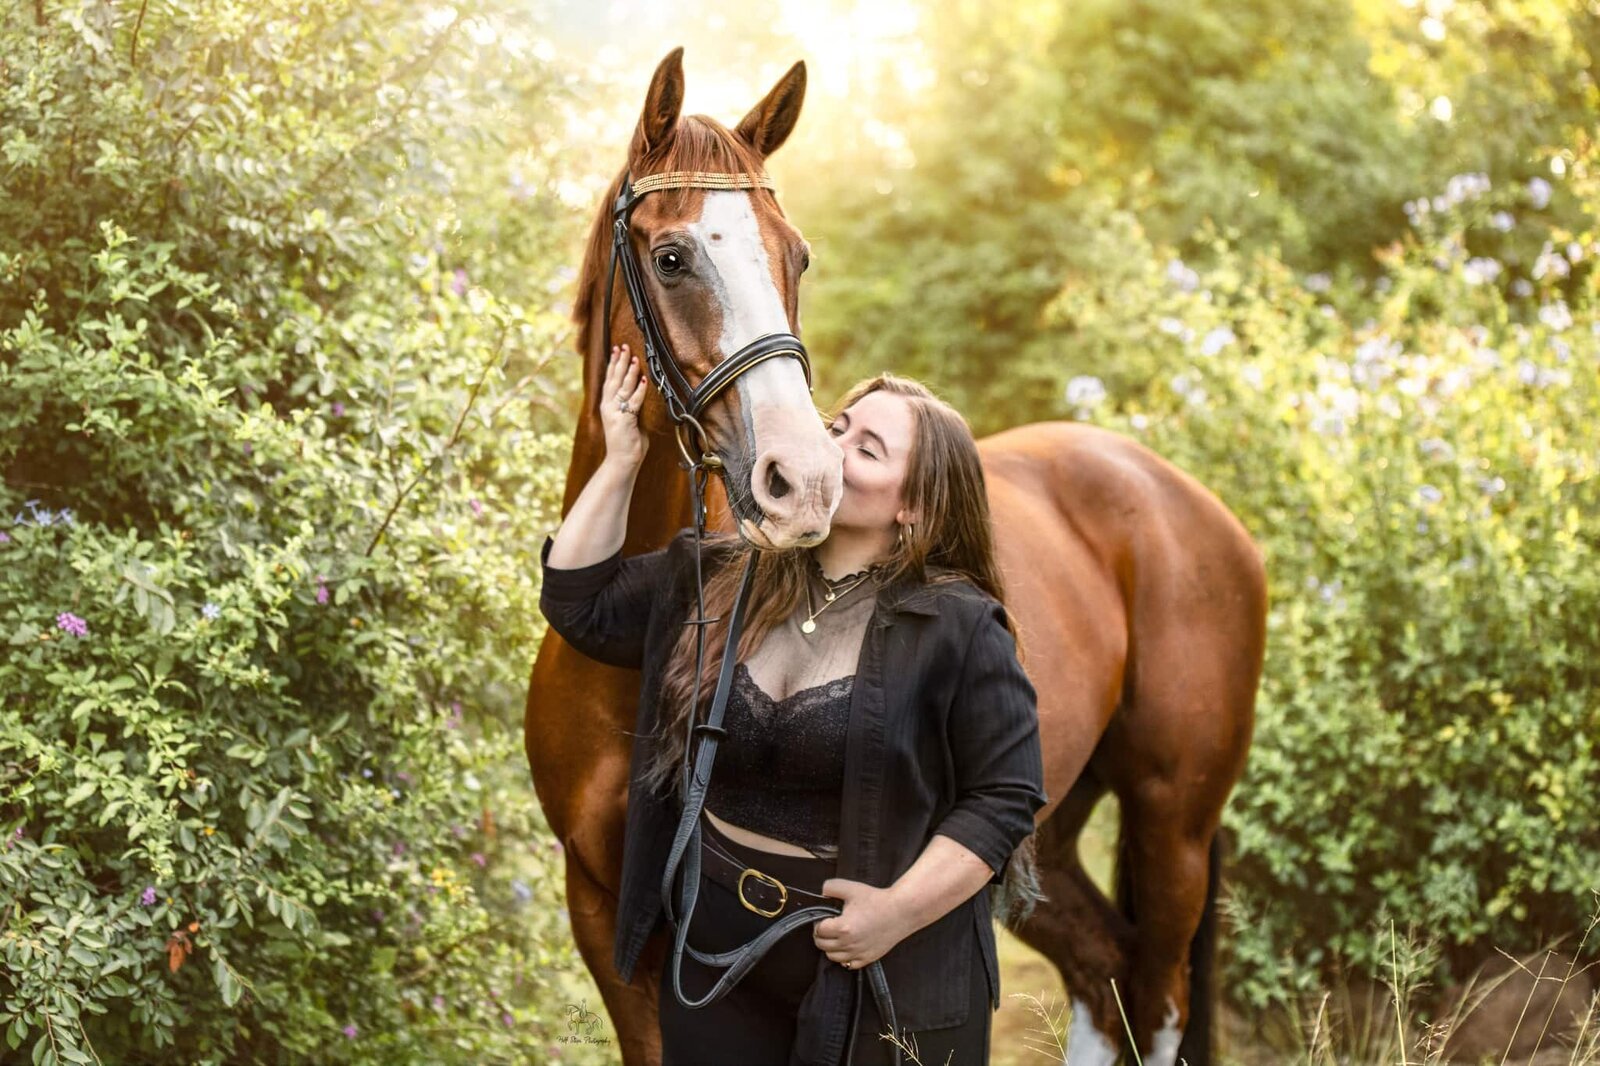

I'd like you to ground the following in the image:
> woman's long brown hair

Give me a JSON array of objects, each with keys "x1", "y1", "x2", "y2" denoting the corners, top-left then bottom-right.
[
  {"x1": 643, "y1": 373, "x2": 1046, "y2": 923},
  {"x1": 642, "y1": 372, "x2": 1022, "y2": 799}
]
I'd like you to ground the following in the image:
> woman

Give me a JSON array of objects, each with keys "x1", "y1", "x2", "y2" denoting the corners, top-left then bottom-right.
[{"x1": 540, "y1": 344, "x2": 1048, "y2": 1065}]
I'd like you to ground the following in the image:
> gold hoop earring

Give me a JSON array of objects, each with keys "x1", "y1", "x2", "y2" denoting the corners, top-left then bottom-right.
[{"x1": 898, "y1": 522, "x2": 914, "y2": 546}]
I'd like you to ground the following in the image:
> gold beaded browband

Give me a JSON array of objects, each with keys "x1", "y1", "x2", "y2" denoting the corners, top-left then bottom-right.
[{"x1": 628, "y1": 170, "x2": 777, "y2": 196}]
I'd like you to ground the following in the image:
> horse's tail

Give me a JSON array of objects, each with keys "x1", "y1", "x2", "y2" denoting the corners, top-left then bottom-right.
[{"x1": 1114, "y1": 822, "x2": 1222, "y2": 1066}]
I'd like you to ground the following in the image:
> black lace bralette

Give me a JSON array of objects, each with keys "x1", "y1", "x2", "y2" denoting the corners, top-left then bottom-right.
[{"x1": 703, "y1": 662, "x2": 853, "y2": 859}]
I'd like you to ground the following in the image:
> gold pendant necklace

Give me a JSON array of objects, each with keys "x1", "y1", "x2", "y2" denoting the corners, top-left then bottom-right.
[{"x1": 801, "y1": 570, "x2": 874, "y2": 635}]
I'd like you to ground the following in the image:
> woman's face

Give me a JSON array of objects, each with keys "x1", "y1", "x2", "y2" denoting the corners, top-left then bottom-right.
[{"x1": 824, "y1": 390, "x2": 918, "y2": 534}]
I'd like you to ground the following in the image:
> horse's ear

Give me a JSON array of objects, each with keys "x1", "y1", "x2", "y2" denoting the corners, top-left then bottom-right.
[
  {"x1": 736, "y1": 60, "x2": 806, "y2": 159},
  {"x1": 631, "y1": 47, "x2": 686, "y2": 165}
]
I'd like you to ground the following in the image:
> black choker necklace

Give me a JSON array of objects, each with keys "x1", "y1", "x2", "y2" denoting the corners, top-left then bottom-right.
[{"x1": 809, "y1": 554, "x2": 886, "y2": 589}]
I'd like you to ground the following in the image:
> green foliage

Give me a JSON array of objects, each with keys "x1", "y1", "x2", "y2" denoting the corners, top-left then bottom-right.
[
  {"x1": 1041, "y1": 148, "x2": 1600, "y2": 1007},
  {"x1": 0, "y1": 2, "x2": 596, "y2": 1062},
  {"x1": 788, "y1": 0, "x2": 1594, "y2": 434}
]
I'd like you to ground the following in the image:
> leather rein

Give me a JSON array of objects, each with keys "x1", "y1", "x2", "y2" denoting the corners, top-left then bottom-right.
[{"x1": 601, "y1": 167, "x2": 903, "y2": 1064}]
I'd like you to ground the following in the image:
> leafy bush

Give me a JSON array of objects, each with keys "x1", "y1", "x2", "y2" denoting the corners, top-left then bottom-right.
[
  {"x1": 0, "y1": 2, "x2": 597, "y2": 1062},
  {"x1": 1042, "y1": 148, "x2": 1600, "y2": 1007}
]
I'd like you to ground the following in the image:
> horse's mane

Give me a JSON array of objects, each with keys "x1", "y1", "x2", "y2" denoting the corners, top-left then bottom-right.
[{"x1": 571, "y1": 114, "x2": 773, "y2": 359}]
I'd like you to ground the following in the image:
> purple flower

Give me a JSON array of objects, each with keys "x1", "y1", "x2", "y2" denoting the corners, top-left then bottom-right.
[
  {"x1": 141, "y1": 886, "x2": 158, "y2": 906},
  {"x1": 432, "y1": 994, "x2": 446, "y2": 1011},
  {"x1": 342, "y1": 1024, "x2": 358, "y2": 1039},
  {"x1": 56, "y1": 612, "x2": 88, "y2": 638},
  {"x1": 0, "y1": 531, "x2": 9, "y2": 543},
  {"x1": 330, "y1": 401, "x2": 346, "y2": 417},
  {"x1": 201, "y1": 602, "x2": 221, "y2": 621},
  {"x1": 451, "y1": 268, "x2": 469, "y2": 296},
  {"x1": 315, "y1": 575, "x2": 329, "y2": 605},
  {"x1": 502, "y1": 1011, "x2": 515, "y2": 1027},
  {"x1": 396, "y1": 771, "x2": 413, "y2": 786},
  {"x1": 392, "y1": 840, "x2": 407, "y2": 856},
  {"x1": 471, "y1": 852, "x2": 487, "y2": 868},
  {"x1": 511, "y1": 879, "x2": 532, "y2": 904},
  {"x1": 445, "y1": 701, "x2": 463, "y2": 729},
  {"x1": 468, "y1": 498, "x2": 484, "y2": 516}
]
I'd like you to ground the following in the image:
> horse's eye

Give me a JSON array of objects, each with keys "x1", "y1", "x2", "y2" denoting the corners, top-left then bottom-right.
[{"x1": 654, "y1": 249, "x2": 685, "y2": 277}]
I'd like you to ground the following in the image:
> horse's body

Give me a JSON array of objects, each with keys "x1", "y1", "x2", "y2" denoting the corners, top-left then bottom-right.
[{"x1": 526, "y1": 49, "x2": 1265, "y2": 1066}]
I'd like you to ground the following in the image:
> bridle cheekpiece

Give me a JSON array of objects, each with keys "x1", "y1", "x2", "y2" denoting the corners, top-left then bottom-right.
[{"x1": 601, "y1": 168, "x2": 814, "y2": 475}]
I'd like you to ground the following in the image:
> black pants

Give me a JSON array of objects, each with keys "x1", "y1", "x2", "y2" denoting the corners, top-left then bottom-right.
[{"x1": 658, "y1": 816, "x2": 991, "y2": 1065}]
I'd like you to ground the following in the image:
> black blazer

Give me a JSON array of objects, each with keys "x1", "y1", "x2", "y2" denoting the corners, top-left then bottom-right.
[{"x1": 537, "y1": 527, "x2": 1048, "y2": 1056}]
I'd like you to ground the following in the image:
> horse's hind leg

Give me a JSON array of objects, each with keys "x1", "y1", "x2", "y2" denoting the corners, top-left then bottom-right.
[
  {"x1": 1114, "y1": 786, "x2": 1222, "y2": 1066},
  {"x1": 1013, "y1": 771, "x2": 1134, "y2": 1066}
]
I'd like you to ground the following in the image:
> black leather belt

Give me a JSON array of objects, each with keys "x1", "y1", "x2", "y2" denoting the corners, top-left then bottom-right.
[{"x1": 699, "y1": 831, "x2": 833, "y2": 921}]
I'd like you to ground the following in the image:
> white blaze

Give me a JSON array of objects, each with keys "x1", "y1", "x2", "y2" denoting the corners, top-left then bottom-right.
[{"x1": 686, "y1": 191, "x2": 811, "y2": 414}]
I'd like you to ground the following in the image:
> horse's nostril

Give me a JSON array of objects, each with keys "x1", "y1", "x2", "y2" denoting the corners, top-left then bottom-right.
[{"x1": 767, "y1": 463, "x2": 792, "y2": 501}]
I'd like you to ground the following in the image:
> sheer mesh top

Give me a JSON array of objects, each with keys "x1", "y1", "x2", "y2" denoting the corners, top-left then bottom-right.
[{"x1": 703, "y1": 561, "x2": 881, "y2": 860}]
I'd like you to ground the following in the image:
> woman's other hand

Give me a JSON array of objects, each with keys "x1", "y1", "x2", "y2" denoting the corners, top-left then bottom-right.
[
  {"x1": 600, "y1": 344, "x2": 650, "y2": 469},
  {"x1": 812, "y1": 878, "x2": 913, "y2": 969}
]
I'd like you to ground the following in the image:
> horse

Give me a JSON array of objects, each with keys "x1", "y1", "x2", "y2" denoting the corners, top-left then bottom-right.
[{"x1": 525, "y1": 47, "x2": 1267, "y2": 1066}]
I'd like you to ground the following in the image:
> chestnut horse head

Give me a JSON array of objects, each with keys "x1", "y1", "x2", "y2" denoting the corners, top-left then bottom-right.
[{"x1": 573, "y1": 47, "x2": 841, "y2": 550}]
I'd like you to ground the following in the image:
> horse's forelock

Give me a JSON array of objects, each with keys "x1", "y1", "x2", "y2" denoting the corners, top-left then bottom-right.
[{"x1": 571, "y1": 114, "x2": 775, "y2": 359}]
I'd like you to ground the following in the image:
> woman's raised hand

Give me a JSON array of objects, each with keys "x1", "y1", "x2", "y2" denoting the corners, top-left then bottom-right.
[{"x1": 600, "y1": 344, "x2": 650, "y2": 469}]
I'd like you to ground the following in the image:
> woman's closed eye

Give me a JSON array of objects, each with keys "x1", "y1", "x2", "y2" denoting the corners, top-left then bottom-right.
[{"x1": 828, "y1": 424, "x2": 877, "y2": 460}]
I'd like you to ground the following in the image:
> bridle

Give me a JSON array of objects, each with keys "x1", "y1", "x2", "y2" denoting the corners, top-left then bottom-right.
[
  {"x1": 603, "y1": 167, "x2": 903, "y2": 1063},
  {"x1": 602, "y1": 168, "x2": 813, "y2": 474}
]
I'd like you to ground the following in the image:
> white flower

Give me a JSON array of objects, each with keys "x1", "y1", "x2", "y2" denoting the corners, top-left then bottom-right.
[
  {"x1": 1517, "y1": 358, "x2": 1540, "y2": 385},
  {"x1": 1533, "y1": 242, "x2": 1571, "y2": 281},
  {"x1": 1445, "y1": 172, "x2": 1489, "y2": 202},
  {"x1": 1567, "y1": 241, "x2": 1585, "y2": 263},
  {"x1": 1417, "y1": 484, "x2": 1443, "y2": 505},
  {"x1": 1238, "y1": 364, "x2": 1264, "y2": 390},
  {"x1": 1511, "y1": 278, "x2": 1533, "y2": 298},
  {"x1": 1419, "y1": 437, "x2": 1455, "y2": 461},
  {"x1": 1538, "y1": 300, "x2": 1573, "y2": 332},
  {"x1": 1305, "y1": 273, "x2": 1332, "y2": 293},
  {"x1": 1355, "y1": 335, "x2": 1402, "y2": 364},
  {"x1": 1200, "y1": 326, "x2": 1236, "y2": 357},
  {"x1": 1170, "y1": 372, "x2": 1207, "y2": 407},
  {"x1": 1438, "y1": 367, "x2": 1474, "y2": 395},
  {"x1": 1064, "y1": 375, "x2": 1108, "y2": 412},
  {"x1": 1129, "y1": 413, "x2": 1149, "y2": 430},
  {"x1": 1477, "y1": 475, "x2": 1506, "y2": 495},
  {"x1": 1166, "y1": 258, "x2": 1200, "y2": 292},
  {"x1": 1527, "y1": 177, "x2": 1552, "y2": 209},
  {"x1": 1462, "y1": 257, "x2": 1501, "y2": 285},
  {"x1": 1488, "y1": 211, "x2": 1515, "y2": 232}
]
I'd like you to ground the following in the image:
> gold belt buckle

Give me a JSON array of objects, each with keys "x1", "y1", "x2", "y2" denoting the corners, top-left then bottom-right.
[{"x1": 737, "y1": 867, "x2": 788, "y2": 918}]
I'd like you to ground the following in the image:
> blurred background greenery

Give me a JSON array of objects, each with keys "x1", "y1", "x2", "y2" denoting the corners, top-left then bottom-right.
[{"x1": 1, "y1": 0, "x2": 1595, "y2": 1063}]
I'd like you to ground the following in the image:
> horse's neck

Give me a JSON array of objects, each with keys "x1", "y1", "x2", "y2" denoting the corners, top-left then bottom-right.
[{"x1": 561, "y1": 340, "x2": 728, "y2": 554}]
